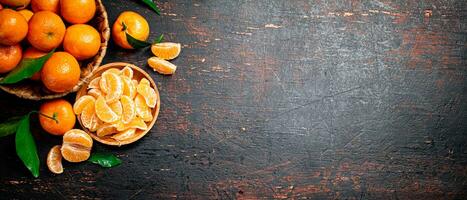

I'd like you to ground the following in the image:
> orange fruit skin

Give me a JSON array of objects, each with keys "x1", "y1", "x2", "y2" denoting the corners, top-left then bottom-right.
[
  {"x1": 0, "y1": 0, "x2": 30, "y2": 8},
  {"x1": 60, "y1": 0, "x2": 95, "y2": 24},
  {"x1": 63, "y1": 24, "x2": 100, "y2": 60},
  {"x1": 18, "y1": 9, "x2": 33, "y2": 21},
  {"x1": 112, "y1": 11, "x2": 149, "y2": 49},
  {"x1": 0, "y1": 9, "x2": 28, "y2": 45},
  {"x1": 27, "y1": 11, "x2": 65, "y2": 52},
  {"x1": 0, "y1": 44, "x2": 21, "y2": 73},
  {"x1": 41, "y1": 52, "x2": 80, "y2": 93},
  {"x1": 23, "y1": 47, "x2": 46, "y2": 80},
  {"x1": 31, "y1": 0, "x2": 59, "y2": 13},
  {"x1": 39, "y1": 99, "x2": 76, "y2": 136}
]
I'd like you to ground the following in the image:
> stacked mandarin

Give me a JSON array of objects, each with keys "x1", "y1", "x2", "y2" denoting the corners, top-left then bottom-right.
[
  {"x1": 0, "y1": 0, "x2": 103, "y2": 94},
  {"x1": 74, "y1": 65, "x2": 158, "y2": 144}
]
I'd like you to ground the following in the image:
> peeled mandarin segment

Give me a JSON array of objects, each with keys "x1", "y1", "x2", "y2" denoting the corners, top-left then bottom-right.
[
  {"x1": 120, "y1": 95, "x2": 136, "y2": 124},
  {"x1": 88, "y1": 77, "x2": 101, "y2": 89},
  {"x1": 136, "y1": 78, "x2": 157, "y2": 108},
  {"x1": 109, "y1": 100, "x2": 123, "y2": 117},
  {"x1": 88, "y1": 88, "x2": 103, "y2": 98},
  {"x1": 121, "y1": 76, "x2": 136, "y2": 99},
  {"x1": 80, "y1": 101, "x2": 96, "y2": 129},
  {"x1": 96, "y1": 124, "x2": 117, "y2": 137},
  {"x1": 73, "y1": 95, "x2": 95, "y2": 115},
  {"x1": 104, "y1": 68, "x2": 120, "y2": 75},
  {"x1": 112, "y1": 128, "x2": 136, "y2": 141},
  {"x1": 116, "y1": 117, "x2": 147, "y2": 131},
  {"x1": 88, "y1": 114, "x2": 102, "y2": 132},
  {"x1": 150, "y1": 42, "x2": 181, "y2": 60},
  {"x1": 47, "y1": 145, "x2": 63, "y2": 174},
  {"x1": 102, "y1": 72, "x2": 123, "y2": 103},
  {"x1": 95, "y1": 96, "x2": 119, "y2": 123},
  {"x1": 135, "y1": 94, "x2": 153, "y2": 122},
  {"x1": 120, "y1": 66, "x2": 133, "y2": 79},
  {"x1": 61, "y1": 129, "x2": 93, "y2": 163},
  {"x1": 132, "y1": 80, "x2": 139, "y2": 98},
  {"x1": 99, "y1": 75, "x2": 108, "y2": 94},
  {"x1": 147, "y1": 56, "x2": 177, "y2": 75}
]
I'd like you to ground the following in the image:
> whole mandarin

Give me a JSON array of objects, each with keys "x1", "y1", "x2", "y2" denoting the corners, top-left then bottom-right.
[
  {"x1": 112, "y1": 11, "x2": 149, "y2": 49},
  {"x1": 41, "y1": 52, "x2": 80, "y2": 93},
  {"x1": 27, "y1": 11, "x2": 65, "y2": 51},
  {"x1": 0, "y1": 9, "x2": 28, "y2": 45},
  {"x1": 63, "y1": 24, "x2": 101, "y2": 60},
  {"x1": 39, "y1": 99, "x2": 76, "y2": 136},
  {"x1": 60, "y1": 0, "x2": 95, "y2": 24},
  {"x1": 31, "y1": 0, "x2": 59, "y2": 13},
  {"x1": 0, "y1": 44, "x2": 22, "y2": 73}
]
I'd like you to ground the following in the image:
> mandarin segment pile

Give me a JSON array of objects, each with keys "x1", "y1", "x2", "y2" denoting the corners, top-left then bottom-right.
[{"x1": 74, "y1": 66, "x2": 158, "y2": 142}]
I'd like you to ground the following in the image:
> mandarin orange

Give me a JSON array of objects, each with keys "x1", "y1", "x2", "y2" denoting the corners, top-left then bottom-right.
[
  {"x1": 112, "y1": 11, "x2": 149, "y2": 49},
  {"x1": 41, "y1": 52, "x2": 80, "y2": 93},
  {"x1": 63, "y1": 24, "x2": 100, "y2": 60},
  {"x1": 0, "y1": 44, "x2": 21, "y2": 73},
  {"x1": 0, "y1": 9, "x2": 28, "y2": 45},
  {"x1": 31, "y1": 0, "x2": 59, "y2": 13},
  {"x1": 60, "y1": 0, "x2": 95, "y2": 24},
  {"x1": 39, "y1": 99, "x2": 76, "y2": 136},
  {"x1": 27, "y1": 11, "x2": 65, "y2": 51}
]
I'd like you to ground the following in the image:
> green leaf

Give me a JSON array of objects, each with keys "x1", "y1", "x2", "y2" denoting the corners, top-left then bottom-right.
[
  {"x1": 0, "y1": 49, "x2": 54, "y2": 84},
  {"x1": 140, "y1": 0, "x2": 160, "y2": 15},
  {"x1": 15, "y1": 114, "x2": 39, "y2": 178},
  {"x1": 88, "y1": 152, "x2": 122, "y2": 168},
  {"x1": 153, "y1": 34, "x2": 164, "y2": 44},
  {"x1": 126, "y1": 32, "x2": 152, "y2": 49},
  {"x1": 0, "y1": 116, "x2": 22, "y2": 138}
]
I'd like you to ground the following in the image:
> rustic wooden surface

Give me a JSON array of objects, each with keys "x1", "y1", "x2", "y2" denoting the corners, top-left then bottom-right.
[{"x1": 1, "y1": 0, "x2": 467, "y2": 199}]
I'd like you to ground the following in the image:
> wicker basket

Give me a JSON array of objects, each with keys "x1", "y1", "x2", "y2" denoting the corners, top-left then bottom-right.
[{"x1": 0, "y1": 0, "x2": 110, "y2": 100}]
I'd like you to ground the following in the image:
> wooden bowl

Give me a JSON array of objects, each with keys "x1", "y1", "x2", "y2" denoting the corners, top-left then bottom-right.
[
  {"x1": 0, "y1": 0, "x2": 110, "y2": 100},
  {"x1": 76, "y1": 62, "x2": 160, "y2": 146}
]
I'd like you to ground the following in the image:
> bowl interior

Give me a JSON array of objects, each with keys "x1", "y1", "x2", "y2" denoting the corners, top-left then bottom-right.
[{"x1": 76, "y1": 62, "x2": 160, "y2": 146}]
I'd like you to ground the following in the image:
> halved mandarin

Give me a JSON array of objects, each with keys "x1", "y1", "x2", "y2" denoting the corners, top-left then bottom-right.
[
  {"x1": 150, "y1": 42, "x2": 181, "y2": 60},
  {"x1": 135, "y1": 94, "x2": 152, "y2": 122},
  {"x1": 73, "y1": 95, "x2": 95, "y2": 115},
  {"x1": 137, "y1": 78, "x2": 157, "y2": 108},
  {"x1": 61, "y1": 129, "x2": 93, "y2": 163},
  {"x1": 95, "y1": 96, "x2": 119, "y2": 123},
  {"x1": 102, "y1": 72, "x2": 123, "y2": 103},
  {"x1": 47, "y1": 145, "x2": 63, "y2": 174},
  {"x1": 120, "y1": 95, "x2": 135, "y2": 124}
]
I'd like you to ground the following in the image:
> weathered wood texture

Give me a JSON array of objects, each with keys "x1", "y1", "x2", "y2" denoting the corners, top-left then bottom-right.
[{"x1": 1, "y1": 0, "x2": 467, "y2": 199}]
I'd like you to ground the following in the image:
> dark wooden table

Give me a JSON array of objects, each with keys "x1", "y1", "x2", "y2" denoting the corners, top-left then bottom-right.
[{"x1": 1, "y1": 0, "x2": 467, "y2": 199}]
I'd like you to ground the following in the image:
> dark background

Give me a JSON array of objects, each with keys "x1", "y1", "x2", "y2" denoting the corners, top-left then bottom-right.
[{"x1": 1, "y1": 0, "x2": 467, "y2": 199}]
